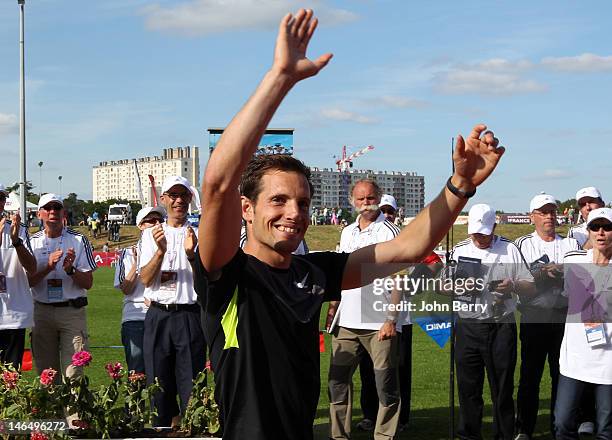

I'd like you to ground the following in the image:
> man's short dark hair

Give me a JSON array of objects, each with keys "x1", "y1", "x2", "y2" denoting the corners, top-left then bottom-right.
[{"x1": 240, "y1": 154, "x2": 314, "y2": 203}]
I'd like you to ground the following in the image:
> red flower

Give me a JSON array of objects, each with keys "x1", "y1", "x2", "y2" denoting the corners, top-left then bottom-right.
[
  {"x1": 39, "y1": 368, "x2": 57, "y2": 386},
  {"x1": 71, "y1": 350, "x2": 92, "y2": 367},
  {"x1": 205, "y1": 360, "x2": 212, "y2": 371},
  {"x1": 128, "y1": 371, "x2": 146, "y2": 383},
  {"x1": 105, "y1": 362, "x2": 123, "y2": 380},
  {"x1": 30, "y1": 431, "x2": 49, "y2": 440},
  {"x1": 2, "y1": 371, "x2": 19, "y2": 389},
  {"x1": 31, "y1": 407, "x2": 39, "y2": 415},
  {"x1": 72, "y1": 420, "x2": 89, "y2": 430}
]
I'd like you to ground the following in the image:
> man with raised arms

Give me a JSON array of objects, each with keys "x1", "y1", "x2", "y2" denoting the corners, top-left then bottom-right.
[{"x1": 195, "y1": 8, "x2": 505, "y2": 440}]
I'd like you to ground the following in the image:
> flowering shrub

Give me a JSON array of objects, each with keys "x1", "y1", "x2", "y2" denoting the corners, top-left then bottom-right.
[
  {"x1": 1, "y1": 352, "x2": 219, "y2": 438},
  {"x1": 180, "y1": 370, "x2": 220, "y2": 436},
  {"x1": 0, "y1": 352, "x2": 164, "y2": 439}
]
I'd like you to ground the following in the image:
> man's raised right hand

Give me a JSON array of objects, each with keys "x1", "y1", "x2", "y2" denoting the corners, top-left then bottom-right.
[{"x1": 272, "y1": 9, "x2": 333, "y2": 84}]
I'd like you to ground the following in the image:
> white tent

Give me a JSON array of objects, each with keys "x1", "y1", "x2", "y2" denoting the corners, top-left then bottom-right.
[{"x1": 4, "y1": 192, "x2": 38, "y2": 213}]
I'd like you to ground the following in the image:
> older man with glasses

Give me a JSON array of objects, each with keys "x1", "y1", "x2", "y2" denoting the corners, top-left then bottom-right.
[
  {"x1": 28, "y1": 194, "x2": 97, "y2": 380},
  {"x1": 114, "y1": 206, "x2": 166, "y2": 374},
  {"x1": 139, "y1": 176, "x2": 205, "y2": 428},
  {"x1": 514, "y1": 194, "x2": 580, "y2": 440},
  {"x1": 0, "y1": 184, "x2": 36, "y2": 370}
]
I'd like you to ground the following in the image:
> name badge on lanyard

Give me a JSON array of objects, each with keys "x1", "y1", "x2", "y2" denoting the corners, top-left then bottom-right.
[
  {"x1": 159, "y1": 270, "x2": 178, "y2": 301},
  {"x1": 47, "y1": 279, "x2": 64, "y2": 302},
  {"x1": 584, "y1": 322, "x2": 608, "y2": 348}
]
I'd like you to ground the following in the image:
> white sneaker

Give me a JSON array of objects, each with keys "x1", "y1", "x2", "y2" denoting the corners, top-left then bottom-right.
[
  {"x1": 514, "y1": 434, "x2": 530, "y2": 440},
  {"x1": 356, "y1": 419, "x2": 374, "y2": 431},
  {"x1": 578, "y1": 421, "x2": 595, "y2": 436}
]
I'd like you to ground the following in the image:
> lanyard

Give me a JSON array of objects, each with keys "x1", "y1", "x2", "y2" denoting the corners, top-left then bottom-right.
[
  {"x1": 165, "y1": 225, "x2": 185, "y2": 271},
  {"x1": 44, "y1": 229, "x2": 64, "y2": 277}
]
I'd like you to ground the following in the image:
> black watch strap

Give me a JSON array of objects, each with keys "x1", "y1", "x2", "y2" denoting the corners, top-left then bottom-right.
[
  {"x1": 66, "y1": 266, "x2": 76, "y2": 276},
  {"x1": 446, "y1": 177, "x2": 476, "y2": 199}
]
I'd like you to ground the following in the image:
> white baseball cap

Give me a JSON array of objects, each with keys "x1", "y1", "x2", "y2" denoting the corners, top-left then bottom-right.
[
  {"x1": 529, "y1": 193, "x2": 557, "y2": 212},
  {"x1": 0, "y1": 184, "x2": 7, "y2": 195},
  {"x1": 380, "y1": 194, "x2": 397, "y2": 210},
  {"x1": 468, "y1": 204, "x2": 496, "y2": 235},
  {"x1": 576, "y1": 187, "x2": 603, "y2": 204},
  {"x1": 586, "y1": 207, "x2": 612, "y2": 226},
  {"x1": 161, "y1": 176, "x2": 192, "y2": 194},
  {"x1": 38, "y1": 193, "x2": 63, "y2": 210},
  {"x1": 136, "y1": 206, "x2": 166, "y2": 226}
]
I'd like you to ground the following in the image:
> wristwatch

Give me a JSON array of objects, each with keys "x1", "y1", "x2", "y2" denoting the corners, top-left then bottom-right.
[
  {"x1": 385, "y1": 315, "x2": 398, "y2": 324},
  {"x1": 446, "y1": 177, "x2": 476, "y2": 199},
  {"x1": 12, "y1": 237, "x2": 23, "y2": 248},
  {"x1": 65, "y1": 266, "x2": 76, "y2": 276}
]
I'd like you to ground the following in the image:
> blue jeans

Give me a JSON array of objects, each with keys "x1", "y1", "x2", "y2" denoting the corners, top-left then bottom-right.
[
  {"x1": 555, "y1": 374, "x2": 612, "y2": 439},
  {"x1": 121, "y1": 320, "x2": 145, "y2": 373}
]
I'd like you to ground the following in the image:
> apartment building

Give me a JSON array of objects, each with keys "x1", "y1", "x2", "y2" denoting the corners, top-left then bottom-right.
[{"x1": 92, "y1": 146, "x2": 199, "y2": 206}]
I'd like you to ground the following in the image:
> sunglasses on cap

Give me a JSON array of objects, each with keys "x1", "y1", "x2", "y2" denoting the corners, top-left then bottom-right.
[
  {"x1": 588, "y1": 223, "x2": 612, "y2": 232},
  {"x1": 42, "y1": 203, "x2": 63, "y2": 211}
]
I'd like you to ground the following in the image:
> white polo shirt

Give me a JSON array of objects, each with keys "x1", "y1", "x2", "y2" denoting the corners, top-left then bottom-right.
[
  {"x1": 29, "y1": 228, "x2": 97, "y2": 303},
  {"x1": 449, "y1": 236, "x2": 533, "y2": 320},
  {"x1": 560, "y1": 249, "x2": 612, "y2": 384},
  {"x1": 114, "y1": 244, "x2": 148, "y2": 323},
  {"x1": 567, "y1": 222, "x2": 588, "y2": 247},
  {"x1": 139, "y1": 223, "x2": 198, "y2": 304},
  {"x1": 331, "y1": 212, "x2": 402, "y2": 331},
  {"x1": 515, "y1": 232, "x2": 580, "y2": 309},
  {"x1": 0, "y1": 220, "x2": 33, "y2": 329}
]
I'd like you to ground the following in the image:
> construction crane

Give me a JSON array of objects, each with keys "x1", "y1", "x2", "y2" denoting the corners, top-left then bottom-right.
[
  {"x1": 335, "y1": 145, "x2": 374, "y2": 172},
  {"x1": 334, "y1": 145, "x2": 375, "y2": 209}
]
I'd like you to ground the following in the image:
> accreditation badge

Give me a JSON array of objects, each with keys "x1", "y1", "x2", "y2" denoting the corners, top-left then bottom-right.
[
  {"x1": 47, "y1": 279, "x2": 64, "y2": 302},
  {"x1": 0, "y1": 272, "x2": 6, "y2": 294},
  {"x1": 159, "y1": 270, "x2": 178, "y2": 301},
  {"x1": 584, "y1": 322, "x2": 608, "y2": 348}
]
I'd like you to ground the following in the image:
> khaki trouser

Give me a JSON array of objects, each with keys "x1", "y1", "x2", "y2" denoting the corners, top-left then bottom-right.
[
  {"x1": 32, "y1": 302, "x2": 88, "y2": 379},
  {"x1": 328, "y1": 326, "x2": 401, "y2": 440}
]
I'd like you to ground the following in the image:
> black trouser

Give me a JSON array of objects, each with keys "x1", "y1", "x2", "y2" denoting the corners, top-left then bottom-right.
[
  {"x1": 456, "y1": 319, "x2": 517, "y2": 440},
  {"x1": 143, "y1": 306, "x2": 206, "y2": 426},
  {"x1": 359, "y1": 324, "x2": 412, "y2": 425},
  {"x1": 516, "y1": 321, "x2": 565, "y2": 437},
  {"x1": 0, "y1": 328, "x2": 26, "y2": 370}
]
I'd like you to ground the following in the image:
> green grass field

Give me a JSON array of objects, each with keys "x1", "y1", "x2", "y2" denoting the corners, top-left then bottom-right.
[{"x1": 25, "y1": 224, "x2": 563, "y2": 439}]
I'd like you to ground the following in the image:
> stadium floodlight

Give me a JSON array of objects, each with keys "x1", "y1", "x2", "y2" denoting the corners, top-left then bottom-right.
[{"x1": 18, "y1": 0, "x2": 27, "y2": 214}]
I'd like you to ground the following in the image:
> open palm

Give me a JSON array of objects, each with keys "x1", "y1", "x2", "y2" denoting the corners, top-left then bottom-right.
[{"x1": 273, "y1": 9, "x2": 333, "y2": 82}]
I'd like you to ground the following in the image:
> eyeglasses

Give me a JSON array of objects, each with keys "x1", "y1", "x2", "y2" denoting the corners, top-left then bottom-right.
[
  {"x1": 164, "y1": 192, "x2": 192, "y2": 201},
  {"x1": 42, "y1": 204, "x2": 63, "y2": 211},
  {"x1": 588, "y1": 223, "x2": 612, "y2": 232}
]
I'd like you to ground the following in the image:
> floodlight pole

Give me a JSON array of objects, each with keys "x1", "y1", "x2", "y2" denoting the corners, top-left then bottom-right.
[
  {"x1": 38, "y1": 161, "x2": 43, "y2": 198},
  {"x1": 18, "y1": 0, "x2": 27, "y2": 215},
  {"x1": 448, "y1": 137, "x2": 456, "y2": 440}
]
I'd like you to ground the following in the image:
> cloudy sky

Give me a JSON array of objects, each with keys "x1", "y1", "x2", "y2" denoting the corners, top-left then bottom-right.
[{"x1": 0, "y1": 0, "x2": 611, "y2": 211}]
